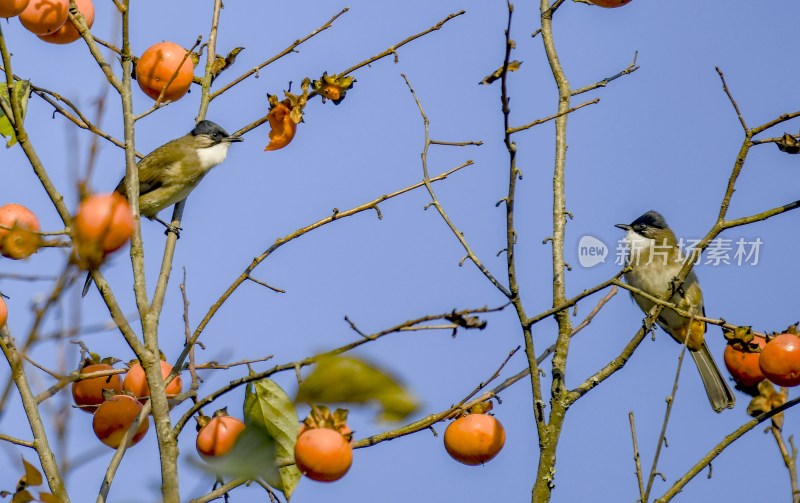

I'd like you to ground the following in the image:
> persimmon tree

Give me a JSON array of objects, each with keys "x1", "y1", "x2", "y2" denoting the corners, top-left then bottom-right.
[{"x1": 1, "y1": 1, "x2": 800, "y2": 502}]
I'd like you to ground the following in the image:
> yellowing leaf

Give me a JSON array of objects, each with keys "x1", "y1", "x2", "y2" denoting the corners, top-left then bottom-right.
[
  {"x1": 20, "y1": 457, "x2": 42, "y2": 488},
  {"x1": 479, "y1": 60, "x2": 522, "y2": 85},
  {"x1": 0, "y1": 81, "x2": 30, "y2": 148},
  {"x1": 11, "y1": 490, "x2": 34, "y2": 503},
  {"x1": 244, "y1": 378, "x2": 301, "y2": 500},
  {"x1": 296, "y1": 355, "x2": 419, "y2": 421},
  {"x1": 37, "y1": 493, "x2": 63, "y2": 503}
]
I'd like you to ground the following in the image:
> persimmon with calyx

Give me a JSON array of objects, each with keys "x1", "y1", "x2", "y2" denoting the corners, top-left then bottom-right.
[
  {"x1": 312, "y1": 72, "x2": 355, "y2": 105},
  {"x1": 18, "y1": 0, "x2": 68, "y2": 35},
  {"x1": 123, "y1": 360, "x2": 182, "y2": 403},
  {"x1": 760, "y1": 327, "x2": 800, "y2": 387},
  {"x1": 92, "y1": 393, "x2": 149, "y2": 448},
  {"x1": 588, "y1": 0, "x2": 633, "y2": 7},
  {"x1": 73, "y1": 193, "x2": 134, "y2": 269},
  {"x1": 135, "y1": 42, "x2": 195, "y2": 102},
  {"x1": 0, "y1": 0, "x2": 30, "y2": 18},
  {"x1": 294, "y1": 407, "x2": 353, "y2": 482},
  {"x1": 724, "y1": 327, "x2": 766, "y2": 389},
  {"x1": 72, "y1": 356, "x2": 123, "y2": 414},
  {"x1": 444, "y1": 405, "x2": 506, "y2": 465},
  {"x1": 38, "y1": 0, "x2": 94, "y2": 44},
  {"x1": 0, "y1": 203, "x2": 41, "y2": 260},
  {"x1": 0, "y1": 296, "x2": 7, "y2": 328},
  {"x1": 196, "y1": 408, "x2": 246, "y2": 461}
]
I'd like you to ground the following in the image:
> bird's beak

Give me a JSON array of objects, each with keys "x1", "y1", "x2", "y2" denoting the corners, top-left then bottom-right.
[
  {"x1": 615, "y1": 223, "x2": 631, "y2": 231},
  {"x1": 225, "y1": 134, "x2": 244, "y2": 143}
]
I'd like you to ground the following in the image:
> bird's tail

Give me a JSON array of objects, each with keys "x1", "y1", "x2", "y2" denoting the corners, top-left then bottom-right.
[
  {"x1": 690, "y1": 342, "x2": 736, "y2": 413},
  {"x1": 81, "y1": 272, "x2": 93, "y2": 297}
]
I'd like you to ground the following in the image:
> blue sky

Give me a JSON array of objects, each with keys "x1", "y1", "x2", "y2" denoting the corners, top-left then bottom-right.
[{"x1": 2, "y1": 1, "x2": 800, "y2": 501}]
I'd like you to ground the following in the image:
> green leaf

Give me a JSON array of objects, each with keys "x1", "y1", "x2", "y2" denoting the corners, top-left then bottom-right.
[
  {"x1": 202, "y1": 421, "x2": 277, "y2": 480},
  {"x1": 244, "y1": 378, "x2": 301, "y2": 501},
  {"x1": 296, "y1": 355, "x2": 419, "y2": 422},
  {"x1": 0, "y1": 81, "x2": 30, "y2": 148},
  {"x1": 19, "y1": 458, "x2": 42, "y2": 488}
]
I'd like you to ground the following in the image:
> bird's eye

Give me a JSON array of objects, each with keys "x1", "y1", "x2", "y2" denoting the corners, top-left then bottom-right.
[{"x1": 635, "y1": 223, "x2": 646, "y2": 231}]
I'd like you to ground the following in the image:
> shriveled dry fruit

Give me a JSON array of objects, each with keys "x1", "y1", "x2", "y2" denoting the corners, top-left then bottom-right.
[
  {"x1": 312, "y1": 72, "x2": 355, "y2": 104},
  {"x1": 747, "y1": 380, "x2": 788, "y2": 429}
]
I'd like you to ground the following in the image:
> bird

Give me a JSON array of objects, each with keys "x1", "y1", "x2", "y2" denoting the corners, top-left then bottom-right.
[
  {"x1": 615, "y1": 210, "x2": 735, "y2": 413},
  {"x1": 81, "y1": 120, "x2": 243, "y2": 297}
]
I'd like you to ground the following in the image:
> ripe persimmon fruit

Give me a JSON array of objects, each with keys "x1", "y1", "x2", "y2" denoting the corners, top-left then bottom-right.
[
  {"x1": 196, "y1": 410, "x2": 246, "y2": 461},
  {"x1": 0, "y1": 297, "x2": 7, "y2": 328},
  {"x1": 0, "y1": 0, "x2": 30, "y2": 18},
  {"x1": 444, "y1": 413, "x2": 506, "y2": 465},
  {"x1": 294, "y1": 427, "x2": 353, "y2": 482},
  {"x1": 38, "y1": 0, "x2": 94, "y2": 44},
  {"x1": 72, "y1": 362, "x2": 123, "y2": 414},
  {"x1": 0, "y1": 203, "x2": 41, "y2": 260},
  {"x1": 760, "y1": 333, "x2": 800, "y2": 387},
  {"x1": 135, "y1": 42, "x2": 195, "y2": 102},
  {"x1": 123, "y1": 360, "x2": 182, "y2": 402},
  {"x1": 92, "y1": 394, "x2": 149, "y2": 448},
  {"x1": 74, "y1": 193, "x2": 134, "y2": 254},
  {"x1": 588, "y1": 0, "x2": 633, "y2": 7},
  {"x1": 724, "y1": 337, "x2": 766, "y2": 388},
  {"x1": 18, "y1": 0, "x2": 68, "y2": 35}
]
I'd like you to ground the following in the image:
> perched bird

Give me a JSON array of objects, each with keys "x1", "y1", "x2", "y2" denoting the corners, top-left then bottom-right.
[
  {"x1": 81, "y1": 120, "x2": 242, "y2": 296},
  {"x1": 616, "y1": 210, "x2": 735, "y2": 413}
]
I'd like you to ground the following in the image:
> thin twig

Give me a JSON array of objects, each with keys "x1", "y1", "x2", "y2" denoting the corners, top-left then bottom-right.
[
  {"x1": 643, "y1": 318, "x2": 694, "y2": 502},
  {"x1": 571, "y1": 51, "x2": 639, "y2": 96},
  {"x1": 180, "y1": 161, "x2": 476, "y2": 376},
  {"x1": 245, "y1": 275, "x2": 286, "y2": 293},
  {"x1": 211, "y1": 8, "x2": 349, "y2": 100},
  {"x1": 456, "y1": 346, "x2": 521, "y2": 406},
  {"x1": 508, "y1": 98, "x2": 599, "y2": 134},
  {"x1": 194, "y1": 356, "x2": 274, "y2": 371},
  {"x1": 339, "y1": 11, "x2": 466, "y2": 76},
  {"x1": 770, "y1": 426, "x2": 800, "y2": 503},
  {"x1": 189, "y1": 477, "x2": 249, "y2": 503},
  {"x1": 715, "y1": 67, "x2": 747, "y2": 132},
  {"x1": 0, "y1": 432, "x2": 34, "y2": 448},
  {"x1": 181, "y1": 270, "x2": 201, "y2": 399},
  {"x1": 655, "y1": 396, "x2": 800, "y2": 502},
  {"x1": 629, "y1": 412, "x2": 645, "y2": 502},
  {"x1": 173, "y1": 304, "x2": 505, "y2": 436},
  {"x1": 401, "y1": 73, "x2": 511, "y2": 298},
  {"x1": 355, "y1": 347, "x2": 525, "y2": 449}
]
